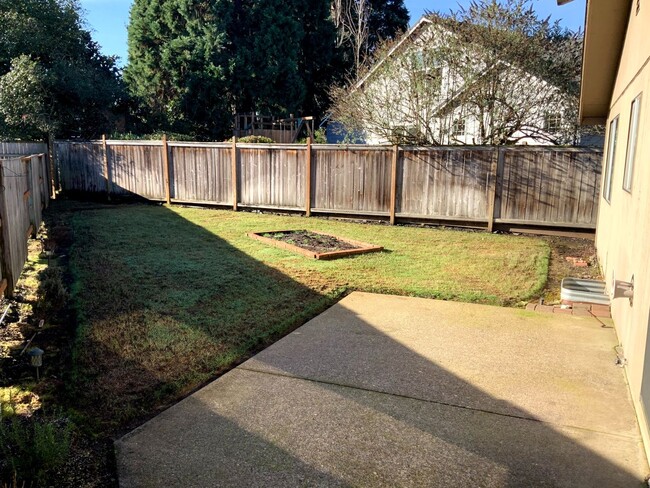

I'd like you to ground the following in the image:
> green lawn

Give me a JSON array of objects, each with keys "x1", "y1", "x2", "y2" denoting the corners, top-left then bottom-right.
[{"x1": 66, "y1": 203, "x2": 549, "y2": 426}]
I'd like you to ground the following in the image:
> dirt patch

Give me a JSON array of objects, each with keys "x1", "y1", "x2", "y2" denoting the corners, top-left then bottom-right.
[
  {"x1": 540, "y1": 236, "x2": 600, "y2": 304},
  {"x1": 265, "y1": 230, "x2": 359, "y2": 253},
  {"x1": 251, "y1": 230, "x2": 383, "y2": 260}
]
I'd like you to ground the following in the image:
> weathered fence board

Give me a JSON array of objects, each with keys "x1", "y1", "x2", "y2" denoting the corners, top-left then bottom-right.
[
  {"x1": 0, "y1": 142, "x2": 47, "y2": 157},
  {"x1": 239, "y1": 145, "x2": 306, "y2": 209},
  {"x1": 57, "y1": 142, "x2": 105, "y2": 193},
  {"x1": 170, "y1": 144, "x2": 232, "y2": 204},
  {"x1": 398, "y1": 148, "x2": 493, "y2": 220},
  {"x1": 312, "y1": 146, "x2": 392, "y2": 213},
  {"x1": 0, "y1": 155, "x2": 50, "y2": 296},
  {"x1": 54, "y1": 140, "x2": 602, "y2": 231},
  {"x1": 497, "y1": 147, "x2": 601, "y2": 226},
  {"x1": 110, "y1": 143, "x2": 166, "y2": 199}
]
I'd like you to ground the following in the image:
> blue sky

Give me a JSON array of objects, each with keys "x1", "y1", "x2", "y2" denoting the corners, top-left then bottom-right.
[{"x1": 79, "y1": 0, "x2": 587, "y2": 67}]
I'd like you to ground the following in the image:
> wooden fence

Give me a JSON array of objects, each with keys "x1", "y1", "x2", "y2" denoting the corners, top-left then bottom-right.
[
  {"x1": 0, "y1": 154, "x2": 50, "y2": 296},
  {"x1": 54, "y1": 139, "x2": 602, "y2": 231},
  {"x1": 0, "y1": 141, "x2": 48, "y2": 157}
]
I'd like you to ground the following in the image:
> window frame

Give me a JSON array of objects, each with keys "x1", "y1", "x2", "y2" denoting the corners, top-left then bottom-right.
[
  {"x1": 623, "y1": 94, "x2": 642, "y2": 193},
  {"x1": 543, "y1": 113, "x2": 562, "y2": 133},
  {"x1": 603, "y1": 115, "x2": 619, "y2": 203},
  {"x1": 452, "y1": 117, "x2": 466, "y2": 137}
]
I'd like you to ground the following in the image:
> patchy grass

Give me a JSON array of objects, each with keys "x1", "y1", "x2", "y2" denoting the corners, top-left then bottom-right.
[{"x1": 64, "y1": 203, "x2": 549, "y2": 428}]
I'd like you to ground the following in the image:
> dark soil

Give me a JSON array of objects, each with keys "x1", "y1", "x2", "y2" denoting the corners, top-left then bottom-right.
[
  {"x1": 264, "y1": 230, "x2": 359, "y2": 253},
  {"x1": 539, "y1": 235, "x2": 600, "y2": 304}
]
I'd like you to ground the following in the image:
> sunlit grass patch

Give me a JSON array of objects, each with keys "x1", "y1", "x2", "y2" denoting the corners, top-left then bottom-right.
[{"x1": 66, "y1": 203, "x2": 549, "y2": 427}]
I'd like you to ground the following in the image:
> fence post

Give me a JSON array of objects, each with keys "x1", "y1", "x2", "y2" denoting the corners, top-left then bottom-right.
[
  {"x1": 23, "y1": 157, "x2": 36, "y2": 238},
  {"x1": 231, "y1": 137, "x2": 238, "y2": 211},
  {"x1": 102, "y1": 135, "x2": 112, "y2": 200},
  {"x1": 38, "y1": 153, "x2": 50, "y2": 209},
  {"x1": 487, "y1": 147, "x2": 504, "y2": 232},
  {"x1": 0, "y1": 162, "x2": 13, "y2": 297},
  {"x1": 390, "y1": 145, "x2": 399, "y2": 225},
  {"x1": 161, "y1": 134, "x2": 171, "y2": 205},
  {"x1": 305, "y1": 136, "x2": 312, "y2": 217},
  {"x1": 47, "y1": 134, "x2": 58, "y2": 197}
]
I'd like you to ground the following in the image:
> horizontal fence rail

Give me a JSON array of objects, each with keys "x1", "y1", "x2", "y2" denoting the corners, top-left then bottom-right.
[
  {"x1": 54, "y1": 140, "x2": 602, "y2": 232},
  {"x1": 0, "y1": 154, "x2": 51, "y2": 296}
]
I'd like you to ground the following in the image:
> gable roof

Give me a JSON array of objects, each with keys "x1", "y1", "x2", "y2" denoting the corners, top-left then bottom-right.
[
  {"x1": 355, "y1": 13, "x2": 573, "y2": 94},
  {"x1": 354, "y1": 16, "x2": 433, "y2": 90}
]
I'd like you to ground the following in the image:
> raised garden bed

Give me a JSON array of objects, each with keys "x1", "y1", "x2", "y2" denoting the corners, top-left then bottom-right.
[{"x1": 248, "y1": 230, "x2": 383, "y2": 260}]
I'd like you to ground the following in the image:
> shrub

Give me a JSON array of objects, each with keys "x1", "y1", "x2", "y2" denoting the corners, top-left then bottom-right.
[
  {"x1": 34, "y1": 267, "x2": 69, "y2": 320},
  {"x1": 237, "y1": 135, "x2": 274, "y2": 143},
  {"x1": 297, "y1": 128, "x2": 327, "y2": 144},
  {"x1": 0, "y1": 414, "x2": 73, "y2": 483},
  {"x1": 109, "y1": 131, "x2": 196, "y2": 141}
]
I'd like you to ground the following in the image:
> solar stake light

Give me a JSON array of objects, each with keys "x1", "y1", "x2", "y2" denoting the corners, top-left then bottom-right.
[{"x1": 27, "y1": 347, "x2": 44, "y2": 380}]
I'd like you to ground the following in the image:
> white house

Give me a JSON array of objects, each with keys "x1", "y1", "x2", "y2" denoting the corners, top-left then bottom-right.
[{"x1": 331, "y1": 16, "x2": 599, "y2": 147}]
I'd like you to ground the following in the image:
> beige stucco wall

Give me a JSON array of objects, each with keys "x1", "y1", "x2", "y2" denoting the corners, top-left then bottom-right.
[{"x1": 595, "y1": 0, "x2": 650, "y2": 457}]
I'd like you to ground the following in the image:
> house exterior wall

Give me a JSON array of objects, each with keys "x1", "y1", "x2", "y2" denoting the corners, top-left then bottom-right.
[{"x1": 595, "y1": 0, "x2": 650, "y2": 457}]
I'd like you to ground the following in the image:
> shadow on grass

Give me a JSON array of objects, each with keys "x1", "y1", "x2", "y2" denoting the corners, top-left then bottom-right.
[
  {"x1": 59, "y1": 201, "x2": 340, "y2": 430},
  {"x1": 54, "y1": 200, "x2": 643, "y2": 487}
]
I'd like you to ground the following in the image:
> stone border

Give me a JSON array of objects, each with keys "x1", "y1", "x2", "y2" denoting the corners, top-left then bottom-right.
[{"x1": 248, "y1": 230, "x2": 383, "y2": 260}]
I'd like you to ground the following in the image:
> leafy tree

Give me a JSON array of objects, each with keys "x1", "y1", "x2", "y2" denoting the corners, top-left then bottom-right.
[
  {"x1": 0, "y1": 0, "x2": 124, "y2": 140},
  {"x1": 0, "y1": 56, "x2": 53, "y2": 139},
  {"x1": 332, "y1": 0, "x2": 586, "y2": 146}
]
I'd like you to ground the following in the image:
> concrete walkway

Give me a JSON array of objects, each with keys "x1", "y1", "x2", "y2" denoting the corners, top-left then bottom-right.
[{"x1": 117, "y1": 292, "x2": 649, "y2": 487}]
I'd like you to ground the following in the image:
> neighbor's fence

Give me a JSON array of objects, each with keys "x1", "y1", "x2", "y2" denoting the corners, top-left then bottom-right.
[
  {"x1": 0, "y1": 141, "x2": 48, "y2": 157},
  {"x1": 0, "y1": 154, "x2": 50, "y2": 296},
  {"x1": 54, "y1": 139, "x2": 602, "y2": 231}
]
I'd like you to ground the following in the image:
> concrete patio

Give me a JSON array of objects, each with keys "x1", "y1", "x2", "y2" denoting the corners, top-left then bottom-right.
[{"x1": 117, "y1": 292, "x2": 649, "y2": 487}]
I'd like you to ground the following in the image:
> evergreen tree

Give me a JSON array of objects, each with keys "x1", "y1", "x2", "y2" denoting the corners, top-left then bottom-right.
[
  {"x1": 298, "y1": 0, "x2": 341, "y2": 116},
  {"x1": 125, "y1": 0, "x2": 339, "y2": 135},
  {"x1": 231, "y1": 0, "x2": 339, "y2": 117},
  {"x1": 229, "y1": 0, "x2": 305, "y2": 115},
  {"x1": 367, "y1": 0, "x2": 409, "y2": 51},
  {"x1": 124, "y1": 0, "x2": 232, "y2": 139}
]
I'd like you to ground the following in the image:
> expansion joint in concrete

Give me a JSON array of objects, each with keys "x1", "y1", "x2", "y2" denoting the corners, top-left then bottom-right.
[{"x1": 239, "y1": 366, "x2": 642, "y2": 442}]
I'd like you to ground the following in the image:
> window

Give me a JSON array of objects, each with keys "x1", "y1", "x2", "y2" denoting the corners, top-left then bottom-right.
[
  {"x1": 544, "y1": 113, "x2": 562, "y2": 133},
  {"x1": 603, "y1": 116, "x2": 619, "y2": 203},
  {"x1": 623, "y1": 94, "x2": 642, "y2": 192},
  {"x1": 452, "y1": 118, "x2": 466, "y2": 137}
]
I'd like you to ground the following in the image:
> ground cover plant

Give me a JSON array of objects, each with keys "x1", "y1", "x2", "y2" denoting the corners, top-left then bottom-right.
[{"x1": 64, "y1": 202, "x2": 550, "y2": 430}]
